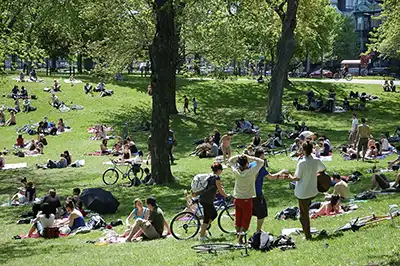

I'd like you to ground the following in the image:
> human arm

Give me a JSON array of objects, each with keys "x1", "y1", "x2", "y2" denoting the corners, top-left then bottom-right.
[
  {"x1": 215, "y1": 180, "x2": 229, "y2": 198},
  {"x1": 126, "y1": 211, "x2": 134, "y2": 226}
]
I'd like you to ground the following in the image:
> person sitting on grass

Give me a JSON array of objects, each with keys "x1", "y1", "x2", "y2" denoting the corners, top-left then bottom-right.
[
  {"x1": 390, "y1": 80, "x2": 396, "y2": 92},
  {"x1": 84, "y1": 83, "x2": 93, "y2": 95},
  {"x1": 62, "y1": 200, "x2": 85, "y2": 232},
  {"x1": 125, "y1": 197, "x2": 170, "y2": 242},
  {"x1": 229, "y1": 154, "x2": 265, "y2": 244},
  {"x1": 5, "y1": 110, "x2": 16, "y2": 126},
  {"x1": 388, "y1": 147, "x2": 400, "y2": 170},
  {"x1": 100, "y1": 139, "x2": 111, "y2": 155},
  {"x1": 311, "y1": 195, "x2": 342, "y2": 219},
  {"x1": 11, "y1": 85, "x2": 19, "y2": 98},
  {"x1": 52, "y1": 79, "x2": 61, "y2": 91},
  {"x1": 318, "y1": 137, "x2": 330, "y2": 157},
  {"x1": 380, "y1": 134, "x2": 390, "y2": 152},
  {"x1": 325, "y1": 174, "x2": 350, "y2": 201},
  {"x1": 383, "y1": 80, "x2": 390, "y2": 92},
  {"x1": 64, "y1": 150, "x2": 72, "y2": 166},
  {"x1": 126, "y1": 199, "x2": 149, "y2": 229},
  {"x1": 197, "y1": 163, "x2": 229, "y2": 241},
  {"x1": 24, "y1": 181, "x2": 36, "y2": 203},
  {"x1": 50, "y1": 93, "x2": 60, "y2": 108},
  {"x1": 142, "y1": 168, "x2": 155, "y2": 185},
  {"x1": 0, "y1": 109, "x2": 5, "y2": 126},
  {"x1": 239, "y1": 118, "x2": 254, "y2": 134},
  {"x1": 57, "y1": 118, "x2": 65, "y2": 133},
  {"x1": 25, "y1": 203, "x2": 56, "y2": 238},
  {"x1": 15, "y1": 134, "x2": 24, "y2": 148},
  {"x1": 0, "y1": 152, "x2": 5, "y2": 169}
]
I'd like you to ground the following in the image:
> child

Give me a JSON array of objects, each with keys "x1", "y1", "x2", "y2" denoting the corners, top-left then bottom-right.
[
  {"x1": 193, "y1": 97, "x2": 197, "y2": 114},
  {"x1": 183, "y1": 96, "x2": 190, "y2": 114}
]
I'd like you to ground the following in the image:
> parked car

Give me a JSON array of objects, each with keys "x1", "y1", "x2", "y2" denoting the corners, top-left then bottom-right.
[
  {"x1": 368, "y1": 67, "x2": 397, "y2": 77},
  {"x1": 309, "y1": 69, "x2": 333, "y2": 78}
]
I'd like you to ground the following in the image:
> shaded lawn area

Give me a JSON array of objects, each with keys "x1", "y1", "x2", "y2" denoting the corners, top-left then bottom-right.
[{"x1": 0, "y1": 74, "x2": 399, "y2": 265}]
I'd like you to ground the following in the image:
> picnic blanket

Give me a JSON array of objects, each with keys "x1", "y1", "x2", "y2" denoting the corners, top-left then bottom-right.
[
  {"x1": 64, "y1": 79, "x2": 82, "y2": 84},
  {"x1": 1, "y1": 163, "x2": 27, "y2": 170},
  {"x1": 88, "y1": 151, "x2": 103, "y2": 156},
  {"x1": 88, "y1": 127, "x2": 114, "y2": 134},
  {"x1": 57, "y1": 128, "x2": 72, "y2": 135},
  {"x1": 310, "y1": 204, "x2": 359, "y2": 219},
  {"x1": 342, "y1": 150, "x2": 395, "y2": 161}
]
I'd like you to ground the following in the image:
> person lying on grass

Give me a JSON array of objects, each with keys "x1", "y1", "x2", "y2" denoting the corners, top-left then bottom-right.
[
  {"x1": 125, "y1": 197, "x2": 170, "y2": 242},
  {"x1": 25, "y1": 203, "x2": 56, "y2": 238},
  {"x1": 311, "y1": 195, "x2": 342, "y2": 219},
  {"x1": 36, "y1": 153, "x2": 68, "y2": 169}
]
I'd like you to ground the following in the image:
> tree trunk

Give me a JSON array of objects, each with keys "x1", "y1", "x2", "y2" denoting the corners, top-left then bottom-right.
[
  {"x1": 149, "y1": 0, "x2": 175, "y2": 184},
  {"x1": 267, "y1": 0, "x2": 298, "y2": 123},
  {"x1": 77, "y1": 53, "x2": 83, "y2": 74}
]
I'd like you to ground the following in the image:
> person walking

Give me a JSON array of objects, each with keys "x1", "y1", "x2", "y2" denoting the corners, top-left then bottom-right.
[
  {"x1": 286, "y1": 142, "x2": 326, "y2": 240},
  {"x1": 193, "y1": 97, "x2": 198, "y2": 114},
  {"x1": 356, "y1": 118, "x2": 371, "y2": 161},
  {"x1": 183, "y1": 96, "x2": 190, "y2": 115}
]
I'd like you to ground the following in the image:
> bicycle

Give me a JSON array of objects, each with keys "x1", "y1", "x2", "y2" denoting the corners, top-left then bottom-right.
[
  {"x1": 16, "y1": 122, "x2": 38, "y2": 134},
  {"x1": 333, "y1": 71, "x2": 353, "y2": 81},
  {"x1": 170, "y1": 197, "x2": 236, "y2": 240},
  {"x1": 282, "y1": 106, "x2": 293, "y2": 123},
  {"x1": 191, "y1": 232, "x2": 248, "y2": 257},
  {"x1": 334, "y1": 205, "x2": 400, "y2": 233},
  {"x1": 102, "y1": 158, "x2": 144, "y2": 186}
]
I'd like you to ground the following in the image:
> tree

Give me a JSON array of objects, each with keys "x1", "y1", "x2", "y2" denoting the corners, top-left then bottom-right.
[
  {"x1": 265, "y1": 0, "x2": 298, "y2": 123},
  {"x1": 332, "y1": 16, "x2": 359, "y2": 61},
  {"x1": 369, "y1": 0, "x2": 400, "y2": 59},
  {"x1": 149, "y1": 0, "x2": 176, "y2": 184}
]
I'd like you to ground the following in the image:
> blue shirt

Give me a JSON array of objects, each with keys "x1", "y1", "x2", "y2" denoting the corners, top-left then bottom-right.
[{"x1": 249, "y1": 161, "x2": 270, "y2": 196}]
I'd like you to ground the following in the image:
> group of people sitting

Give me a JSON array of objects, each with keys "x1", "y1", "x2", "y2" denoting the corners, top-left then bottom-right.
[
  {"x1": 0, "y1": 108, "x2": 16, "y2": 126},
  {"x1": 18, "y1": 69, "x2": 40, "y2": 82},
  {"x1": 24, "y1": 188, "x2": 86, "y2": 237},
  {"x1": 382, "y1": 80, "x2": 397, "y2": 92},
  {"x1": 37, "y1": 117, "x2": 67, "y2": 135},
  {"x1": 233, "y1": 119, "x2": 259, "y2": 134},
  {"x1": 10, "y1": 178, "x2": 37, "y2": 205},
  {"x1": 14, "y1": 135, "x2": 46, "y2": 156},
  {"x1": 84, "y1": 82, "x2": 114, "y2": 97},
  {"x1": 289, "y1": 131, "x2": 333, "y2": 158},
  {"x1": 342, "y1": 134, "x2": 392, "y2": 160}
]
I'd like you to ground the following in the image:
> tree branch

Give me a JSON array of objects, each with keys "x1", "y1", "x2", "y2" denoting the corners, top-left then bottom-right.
[{"x1": 265, "y1": 0, "x2": 287, "y2": 20}]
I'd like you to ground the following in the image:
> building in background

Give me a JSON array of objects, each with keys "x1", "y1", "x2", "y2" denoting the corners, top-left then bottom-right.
[{"x1": 331, "y1": 0, "x2": 383, "y2": 52}]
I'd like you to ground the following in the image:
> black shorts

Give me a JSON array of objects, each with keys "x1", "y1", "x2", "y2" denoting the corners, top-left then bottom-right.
[
  {"x1": 252, "y1": 195, "x2": 268, "y2": 219},
  {"x1": 201, "y1": 202, "x2": 217, "y2": 224}
]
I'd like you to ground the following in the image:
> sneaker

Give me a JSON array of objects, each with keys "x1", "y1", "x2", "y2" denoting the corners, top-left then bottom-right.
[{"x1": 198, "y1": 236, "x2": 210, "y2": 242}]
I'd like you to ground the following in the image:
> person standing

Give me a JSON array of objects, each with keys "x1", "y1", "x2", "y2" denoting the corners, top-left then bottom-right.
[
  {"x1": 250, "y1": 148, "x2": 287, "y2": 232},
  {"x1": 167, "y1": 128, "x2": 176, "y2": 164},
  {"x1": 229, "y1": 154, "x2": 264, "y2": 244},
  {"x1": 198, "y1": 163, "x2": 229, "y2": 240},
  {"x1": 219, "y1": 132, "x2": 233, "y2": 166},
  {"x1": 183, "y1": 96, "x2": 190, "y2": 114},
  {"x1": 193, "y1": 97, "x2": 198, "y2": 114},
  {"x1": 349, "y1": 113, "x2": 358, "y2": 144},
  {"x1": 356, "y1": 118, "x2": 371, "y2": 161},
  {"x1": 286, "y1": 142, "x2": 326, "y2": 240}
]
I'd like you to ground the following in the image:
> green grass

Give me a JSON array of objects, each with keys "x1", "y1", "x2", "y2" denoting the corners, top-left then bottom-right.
[{"x1": 1, "y1": 74, "x2": 400, "y2": 266}]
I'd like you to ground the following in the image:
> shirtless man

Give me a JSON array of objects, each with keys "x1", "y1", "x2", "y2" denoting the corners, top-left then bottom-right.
[{"x1": 220, "y1": 132, "x2": 233, "y2": 166}]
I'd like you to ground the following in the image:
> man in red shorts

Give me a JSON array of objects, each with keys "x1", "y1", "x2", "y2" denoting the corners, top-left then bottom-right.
[{"x1": 229, "y1": 154, "x2": 264, "y2": 244}]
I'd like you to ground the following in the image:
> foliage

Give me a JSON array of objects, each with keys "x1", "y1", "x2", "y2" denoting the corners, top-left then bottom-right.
[
  {"x1": 332, "y1": 15, "x2": 360, "y2": 61},
  {"x1": 368, "y1": 0, "x2": 400, "y2": 58}
]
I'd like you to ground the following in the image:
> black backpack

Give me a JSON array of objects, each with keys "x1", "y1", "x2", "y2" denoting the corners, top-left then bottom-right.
[
  {"x1": 355, "y1": 191, "x2": 376, "y2": 200},
  {"x1": 275, "y1": 206, "x2": 299, "y2": 220},
  {"x1": 248, "y1": 231, "x2": 275, "y2": 252}
]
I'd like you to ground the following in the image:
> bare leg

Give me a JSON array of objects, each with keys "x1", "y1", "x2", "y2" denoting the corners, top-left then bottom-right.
[
  {"x1": 200, "y1": 223, "x2": 209, "y2": 237},
  {"x1": 256, "y1": 218, "x2": 264, "y2": 232},
  {"x1": 125, "y1": 219, "x2": 144, "y2": 242}
]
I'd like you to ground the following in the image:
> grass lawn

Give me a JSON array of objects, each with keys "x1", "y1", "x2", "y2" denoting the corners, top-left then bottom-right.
[{"x1": 0, "y1": 74, "x2": 399, "y2": 266}]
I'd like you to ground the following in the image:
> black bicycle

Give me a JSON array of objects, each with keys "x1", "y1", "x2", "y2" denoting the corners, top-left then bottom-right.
[
  {"x1": 170, "y1": 197, "x2": 236, "y2": 240},
  {"x1": 102, "y1": 159, "x2": 144, "y2": 186},
  {"x1": 191, "y1": 232, "x2": 249, "y2": 257}
]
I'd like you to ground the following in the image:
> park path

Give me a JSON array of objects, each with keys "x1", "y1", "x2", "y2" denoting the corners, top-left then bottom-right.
[{"x1": 189, "y1": 77, "x2": 399, "y2": 86}]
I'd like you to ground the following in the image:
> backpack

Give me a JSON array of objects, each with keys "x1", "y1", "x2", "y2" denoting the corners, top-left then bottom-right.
[
  {"x1": 248, "y1": 231, "x2": 275, "y2": 252},
  {"x1": 191, "y1": 174, "x2": 212, "y2": 194},
  {"x1": 87, "y1": 215, "x2": 106, "y2": 230},
  {"x1": 273, "y1": 235, "x2": 296, "y2": 251},
  {"x1": 275, "y1": 207, "x2": 299, "y2": 220},
  {"x1": 317, "y1": 171, "x2": 331, "y2": 192},
  {"x1": 355, "y1": 191, "x2": 376, "y2": 200}
]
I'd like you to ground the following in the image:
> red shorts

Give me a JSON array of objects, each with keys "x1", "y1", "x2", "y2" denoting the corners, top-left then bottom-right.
[{"x1": 234, "y1": 198, "x2": 253, "y2": 230}]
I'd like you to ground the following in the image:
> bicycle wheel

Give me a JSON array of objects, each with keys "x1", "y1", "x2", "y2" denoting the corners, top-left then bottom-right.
[
  {"x1": 333, "y1": 73, "x2": 341, "y2": 80},
  {"x1": 191, "y1": 243, "x2": 232, "y2": 253},
  {"x1": 345, "y1": 74, "x2": 353, "y2": 81},
  {"x1": 170, "y1": 211, "x2": 201, "y2": 240},
  {"x1": 102, "y1": 169, "x2": 119, "y2": 185},
  {"x1": 218, "y1": 204, "x2": 236, "y2": 234},
  {"x1": 127, "y1": 165, "x2": 144, "y2": 183}
]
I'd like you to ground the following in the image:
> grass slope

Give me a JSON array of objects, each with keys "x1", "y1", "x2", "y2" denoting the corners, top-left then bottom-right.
[{"x1": 0, "y1": 75, "x2": 399, "y2": 266}]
